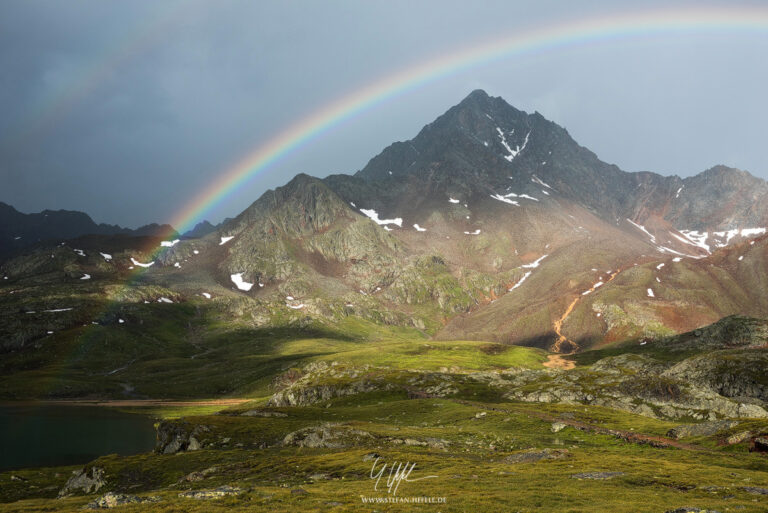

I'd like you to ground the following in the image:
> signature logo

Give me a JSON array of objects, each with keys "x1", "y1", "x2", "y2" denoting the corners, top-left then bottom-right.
[{"x1": 369, "y1": 457, "x2": 439, "y2": 496}]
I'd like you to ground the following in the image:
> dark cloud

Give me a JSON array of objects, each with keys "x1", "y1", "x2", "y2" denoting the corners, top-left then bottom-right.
[{"x1": 1, "y1": 0, "x2": 766, "y2": 228}]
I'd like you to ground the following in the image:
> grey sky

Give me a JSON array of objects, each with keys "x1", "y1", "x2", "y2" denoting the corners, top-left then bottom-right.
[{"x1": 1, "y1": 0, "x2": 767, "y2": 228}]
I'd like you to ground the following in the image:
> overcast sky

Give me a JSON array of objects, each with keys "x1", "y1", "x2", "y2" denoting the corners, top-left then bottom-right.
[{"x1": 1, "y1": 0, "x2": 767, "y2": 228}]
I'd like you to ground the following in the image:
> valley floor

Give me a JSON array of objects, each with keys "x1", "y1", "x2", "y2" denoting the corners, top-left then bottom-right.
[{"x1": 1, "y1": 398, "x2": 767, "y2": 512}]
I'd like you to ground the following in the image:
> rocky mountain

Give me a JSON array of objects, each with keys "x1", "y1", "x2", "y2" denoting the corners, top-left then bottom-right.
[
  {"x1": 0, "y1": 202, "x2": 179, "y2": 260},
  {"x1": 2, "y1": 89, "x2": 768, "y2": 357},
  {"x1": 182, "y1": 220, "x2": 218, "y2": 239},
  {"x1": 4, "y1": 90, "x2": 768, "y2": 513}
]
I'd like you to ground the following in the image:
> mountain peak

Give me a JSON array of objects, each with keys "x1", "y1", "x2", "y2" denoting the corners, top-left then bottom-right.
[{"x1": 464, "y1": 88, "x2": 491, "y2": 101}]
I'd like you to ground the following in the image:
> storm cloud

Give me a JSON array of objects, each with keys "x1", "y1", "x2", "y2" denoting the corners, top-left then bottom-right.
[{"x1": 1, "y1": 0, "x2": 766, "y2": 228}]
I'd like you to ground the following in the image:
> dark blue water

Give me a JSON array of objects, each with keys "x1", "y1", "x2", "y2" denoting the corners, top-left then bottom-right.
[{"x1": 0, "y1": 405, "x2": 156, "y2": 471}]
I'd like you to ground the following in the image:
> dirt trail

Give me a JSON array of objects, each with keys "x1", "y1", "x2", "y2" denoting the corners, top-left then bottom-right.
[{"x1": 551, "y1": 268, "x2": 623, "y2": 353}]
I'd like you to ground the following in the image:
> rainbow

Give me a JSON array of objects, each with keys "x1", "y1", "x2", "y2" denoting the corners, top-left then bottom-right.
[
  {"x1": 27, "y1": 5, "x2": 768, "y2": 396},
  {"x1": 167, "y1": 5, "x2": 768, "y2": 236}
]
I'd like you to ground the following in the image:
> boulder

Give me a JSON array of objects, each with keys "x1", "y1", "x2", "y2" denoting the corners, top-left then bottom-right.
[
  {"x1": 504, "y1": 448, "x2": 570, "y2": 463},
  {"x1": 551, "y1": 422, "x2": 567, "y2": 433},
  {"x1": 58, "y1": 467, "x2": 106, "y2": 498},
  {"x1": 85, "y1": 492, "x2": 160, "y2": 509},
  {"x1": 178, "y1": 486, "x2": 242, "y2": 499},
  {"x1": 666, "y1": 420, "x2": 738, "y2": 440},
  {"x1": 155, "y1": 421, "x2": 209, "y2": 454},
  {"x1": 282, "y1": 423, "x2": 374, "y2": 448},
  {"x1": 749, "y1": 436, "x2": 768, "y2": 453}
]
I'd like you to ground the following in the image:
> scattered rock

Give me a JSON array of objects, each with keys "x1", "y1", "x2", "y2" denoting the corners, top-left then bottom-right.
[
  {"x1": 290, "y1": 488, "x2": 308, "y2": 495},
  {"x1": 666, "y1": 420, "x2": 738, "y2": 440},
  {"x1": 551, "y1": 422, "x2": 567, "y2": 433},
  {"x1": 58, "y1": 467, "x2": 106, "y2": 497},
  {"x1": 178, "y1": 486, "x2": 242, "y2": 499},
  {"x1": 725, "y1": 431, "x2": 753, "y2": 445},
  {"x1": 85, "y1": 492, "x2": 161, "y2": 509},
  {"x1": 475, "y1": 412, "x2": 487, "y2": 419},
  {"x1": 10, "y1": 475, "x2": 28, "y2": 482},
  {"x1": 504, "y1": 448, "x2": 570, "y2": 463},
  {"x1": 742, "y1": 486, "x2": 768, "y2": 495},
  {"x1": 155, "y1": 421, "x2": 210, "y2": 454},
  {"x1": 571, "y1": 472, "x2": 625, "y2": 480},
  {"x1": 180, "y1": 466, "x2": 218, "y2": 483},
  {"x1": 326, "y1": 501, "x2": 343, "y2": 506},
  {"x1": 283, "y1": 423, "x2": 374, "y2": 448},
  {"x1": 362, "y1": 452, "x2": 380, "y2": 462}
]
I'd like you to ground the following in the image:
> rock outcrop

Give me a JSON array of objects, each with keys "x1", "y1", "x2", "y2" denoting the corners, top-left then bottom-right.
[{"x1": 58, "y1": 467, "x2": 106, "y2": 497}]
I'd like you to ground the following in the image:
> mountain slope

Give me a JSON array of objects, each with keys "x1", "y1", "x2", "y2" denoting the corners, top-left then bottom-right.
[
  {"x1": 0, "y1": 202, "x2": 178, "y2": 260},
  {"x1": 3, "y1": 90, "x2": 768, "y2": 358}
]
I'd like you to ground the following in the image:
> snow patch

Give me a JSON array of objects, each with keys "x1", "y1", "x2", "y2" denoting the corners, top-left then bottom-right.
[
  {"x1": 287, "y1": 303, "x2": 305, "y2": 309},
  {"x1": 231, "y1": 273, "x2": 253, "y2": 291},
  {"x1": 678, "y1": 230, "x2": 711, "y2": 252},
  {"x1": 219, "y1": 236, "x2": 234, "y2": 245},
  {"x1": 80, "y1": 274, "x2": 91, "y2": 280},
  {"x1": 672, "y1": 257, "x2": 682, "y2": 262},
  {"x1": 173, "y1": 262, "x2": 181, "y2": 268},
  {"x1": 741, "y1": 227, "x2": 766, "y2": 237},
  {"x1": 201, "y1": 292, "x2": 211, "y2": 299},
  {"x1": 627, "y1": 219, "x2": 656, "y2": 243},
  {"x1": 490, "y1": 194, "x2": 519, "y2": 206},
  {"x1": 448, "y1": 198, "x2": 460, "y2": 204},
  {"x1": 509, "y1": 271, "x2": 532, "y2": 291},
  {"x1": 413, "y1": 224, "x2": 426, "y2": 232},
  {"x1": 464, "y1": 229, "x2": 481, "y2": 236},
  {"x1": 522, "y1": 254, "x2": 548, "y2": 269},
  {"x1": 158, "y1": 297, "x2": 173, "y2": 303},
  {"x1": 193, "y1": 250, "x2": 199, "y2": 255},
  {"x1": 100, "y1": 252, "x2": 112, "y2": 261},
  {"x1": 675, "y1": 186, "x2": 683, "y2": 198},
  {"x1": 647, "y1": 288, "x2": 655, "y2": 298},
  {"x1": 44, "y1": 308, "x2": 73, "y2": 313},
  {"x1": 738, "y1": 255, "x2": 744, "y2": 261},
  {"x1": 161, "y1": 239, "x2": 180, "y2": 247},
  {"x1": 656, "y1": 263, "x2": 665, "y2": 270},
  {"x1": 130, "y1": 257, "x2": 154, "y2": 268},
  {"x1": 74, "y1": 249, "x2": 86, "y2": 257},
  {"x1": 359, "y1": 208, "x2": 403, "y2": 227},
  {"x1": 531, "y1": 175, "x2": 552, "y2": 189},
  {"x1": 496, "y1": 127, "x2": 530, "y2": 162}
]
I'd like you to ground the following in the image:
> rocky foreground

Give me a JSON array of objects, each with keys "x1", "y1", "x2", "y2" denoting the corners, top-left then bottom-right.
[{"x1": 1, "y1": 316, "x2": 766, "y2": 512}]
